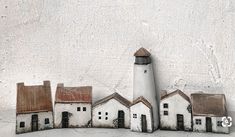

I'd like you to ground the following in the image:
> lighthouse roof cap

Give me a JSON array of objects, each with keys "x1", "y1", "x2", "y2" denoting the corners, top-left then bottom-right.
[{"x1": 134, "y1": 47, "x2": 151, "y2": 57}]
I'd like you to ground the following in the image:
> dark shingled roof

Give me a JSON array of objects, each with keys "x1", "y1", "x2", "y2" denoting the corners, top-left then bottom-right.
[
  {"x1": 131, "y1": 96, "x2": 152, "y2": 109},
  {"x1": 93, "y1": 92, "x2": 131, "y2": 108},
  {"x1": 16, "y1": 81, "x2": 53, "y2": 114},
  {"x1": 55, "y1": 84, "x2": 92, "y2": 103},
  {"x1": 191, "y1": 93, "x2": 227, "y2": 117},
  {"x1": 134, "y1": 47, "x2": 151, "y2": 57},
  {"x1": 161, "y1": 89, "x2": 190, "y2": 103}
]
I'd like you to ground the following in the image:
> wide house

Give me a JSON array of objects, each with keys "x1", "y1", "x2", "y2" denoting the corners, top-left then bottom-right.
[
  {"x1": 191, "y1": 93, "x2": 229, "y2": 134},
  {"x1": 54, "y1": 84, "x2": 92, "y2": 128},
  {"x1": 16, "y1": 81, "x2": 53, "y2": 134}
]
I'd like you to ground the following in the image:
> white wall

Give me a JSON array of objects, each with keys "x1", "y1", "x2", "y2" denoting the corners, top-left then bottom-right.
[
  {"x1": 92, "y1": 99, "x2": 130, "y2": 128},
  {"x1": 130, "y1": 102, "x2": 153, "y2": 132},
  {"x1": 16, "y1": 111, "x2": 53, "y2": 134},
  {"x1": 54, "y1": 103, "x2": 91, "y2": 128},
  {"x1": 160, "y1": 94, "x2": 192, "y2": 130},
  {"x1": 212, "y1": 117, "x2": 229, "y2": 134},
  {"x1": 1, "y1": 0, "x2": 235, "y2": 125}
]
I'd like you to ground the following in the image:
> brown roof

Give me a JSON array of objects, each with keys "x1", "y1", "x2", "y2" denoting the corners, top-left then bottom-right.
[
  {"x1": 16, "y1": 81, "x2": 53, "y2": 114},
  {"x1": 161, "y1": 89, "x2": 190, "y2": 103},
  {"x1": 93, "y1": 92, "x2": 131, "y2": 108},
  {"x1": 55, "y1": 84, "x2": 92, "y2": 103},
  {"x1": 131, "y1": 96, "x2": 152, "y2": 109},
  {"x1": 191, "y1": 93, "x2": 227, "y2": 117},
  {"x1": 134, "y1": 47, "x2": 151, "y2": 57}
]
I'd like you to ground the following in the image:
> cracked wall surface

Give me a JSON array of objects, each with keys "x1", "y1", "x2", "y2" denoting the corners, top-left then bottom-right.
[{"x1": 0, "y1": 0, "x2": 235, "y2": 123}]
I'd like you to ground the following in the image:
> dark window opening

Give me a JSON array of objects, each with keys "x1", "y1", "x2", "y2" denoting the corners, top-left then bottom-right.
[
  {"x1": 105, "y1": 112, "x2": 108, "y2": 115},
  {"x1": 105, "y1": 117, "x2": 108, "y2": 120},
  {"x1": 163, "y1": 103, "x2": 168, "y2": 108},
  {"x1": 98, "y1": 116, "x2": 101, "y2": 120},
  {"x1": 195, "y1": 119, "x2": 202, "y2": 125},
  {"x1": 217, "y1": 121, "x2": 223, "y2": 127},
  {"x1": 144, "y1": 70, "x2": 147, "y2": 73},
  {"x1": 45, "y1": 118, "x2": 50, "y2": 124},
  {"x1": 133, "y1": 114, "x2": 137, "y2": 118},
  {"x1": 164, "y1": 111, "x2": 168, "y2": 115},
  {"x1": 77, "y1": 107, "x2": 81, "y2": 111},
  {"x1": 20, "y1": 122, "x2": 25, "y2": 128},
  {"x1": 83, "y1": 107, "x2": 86, "y2": 111},
  {"x1": 98, "y1": 112, "x2": 101, "y2": 115}
]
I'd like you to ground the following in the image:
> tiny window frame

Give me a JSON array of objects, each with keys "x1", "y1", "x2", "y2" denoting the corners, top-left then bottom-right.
[
  {"x1": 83, "y1": 107, "x2": 86, "y2": 111},
  {"x1": 133, "y1": 114, "x2": 137, "y2": 118},
  {"x1": 105, "y1": 117, "x2": 108, "y2": 120},
  {"x1": 98, "y1": 116, "x2": 101, "y2": 120},
  {"x1": 163, "y1": 111, "x2": 168, "y2": 115},
  {"x1": 98, "y1": 112, "x2": 101, "y2": 115},
  {"x1": 163, "y1": 103, "x2": 168, "y2": 108},
  {"x1": 45, "y1": 118, "x2": 50, "y2": 124},
  {"x1": 20, "y1": 122, "x2": 25, "y2": 128},
  {"x1": 77, "y1": 107, "x2": 81, "y2": 111}
]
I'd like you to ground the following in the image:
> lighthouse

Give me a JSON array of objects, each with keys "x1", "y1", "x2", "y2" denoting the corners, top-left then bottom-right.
[{"x1": 133, "y1": 47, "x2": 159, "y2": 130}]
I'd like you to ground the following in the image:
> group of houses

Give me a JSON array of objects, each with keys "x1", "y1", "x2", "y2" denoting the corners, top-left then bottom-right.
[{"x1": 16, "y1": 48, "x2": 229, "y2": 134}]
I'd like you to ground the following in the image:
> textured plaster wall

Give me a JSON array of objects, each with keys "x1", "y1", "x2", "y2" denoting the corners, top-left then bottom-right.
[{"x1": 0, "y1": 0, "x2": 235, "y2": 123}]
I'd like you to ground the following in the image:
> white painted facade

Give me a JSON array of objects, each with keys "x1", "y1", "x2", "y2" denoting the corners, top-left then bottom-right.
[
  {"x1": 133, "y1": 63, "x2": 159, "y2": 130},
  {"x1": 130, "y1": 102, "x2": 153, "y2": 132},
  {"x1": 92, "y1": 99, "x2": 130, "y2": 128},
  {"x1": 193, "y1": 116, "x2": 229, "y2": 133},
  {"x1": 54, "y1": 103, "x2": 91, "y2": 128},
  {"x1": 160, "y1": 94, "x2": 192, "y2": 131},
  {"x1": 16, "y1": 111, "x2": 53, "y2": 134}
]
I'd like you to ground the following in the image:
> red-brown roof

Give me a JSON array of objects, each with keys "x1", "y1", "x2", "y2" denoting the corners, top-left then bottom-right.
[
  {"x1": 134, "y1": 47, "x2": 151, "y2": 57},
  {"x1": 55, "y1": 84, "x2": 92, "y2": 103},
  {"x1": 191, "y1": 93, "x2": 227, "y2": 117},
  {"x1": 93, "y1": 92, "x2": 131, "y2": 108},
  {"x1": 161, "y1": 89, "x2": 190, "y2": 103},
  {"x1": 16, "y1": 81, "x2": 53, "y2": 114},
  {"x1": 131, "y1": 96, "x2": 152, "y2": 109}
]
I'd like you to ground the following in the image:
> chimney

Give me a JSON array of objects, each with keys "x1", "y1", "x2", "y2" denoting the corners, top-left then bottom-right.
[
  {"x1": 43, "y1": 81, "x2": 51, "y2": 87},
  {"x1": 57, "y1": 83, "x2": 64, "y2": 88}
]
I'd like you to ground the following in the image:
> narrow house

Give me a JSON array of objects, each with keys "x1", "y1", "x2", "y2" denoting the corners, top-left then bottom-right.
[
  {"x1": 191, "y1": 93, "x2": 229, "y2": 134},
  {"x1": 92, "y1": 92, "x2": 131, "y2": 128},
  {"x1": 160, "y1": 89, "x2": 192, "y2": 131},
  {"x1": 16, "y1": 81, "x2": 53, "y2": 134},
  {"x1": 130, "y1": 96, "x2": 153, "y2": 133},
  {"x1": 54, "y1": 84, "x2": 92, "y2": 128}
]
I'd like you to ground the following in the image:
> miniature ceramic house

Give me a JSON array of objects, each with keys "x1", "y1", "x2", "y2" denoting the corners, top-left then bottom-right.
[
  {"x1": 130, "y1": 96, "x2": 153, "y2": 133},
  {"x1": 133, "y1": 47, "x2": 159, "y2": 130},
  {"x1": 92, "y1": 92, "x2": 131, "y2": 128},
  {"x1": 54, "y1": 84, "x2": 92, "y2": 128},
  {"x1": 16, "y1": 81, "x2": 53, "y2": 134},
  {"x1": 160, "y1": 89, "x2": 192, "y2": 131},
  {"x1": 191, "y1": 93, "x2": 229, "y2": 134}
]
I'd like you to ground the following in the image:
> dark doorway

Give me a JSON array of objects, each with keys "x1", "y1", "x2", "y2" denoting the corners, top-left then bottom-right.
[
  {"x1": 177, "y1": 114, "x2": 184, "y2": 131},
  {"x1": 62, "y1": 112, "x2": 69, "y2": 128},
  {"x1": 206, "y1": 117, "x2": 212, "y2": 132},
  {"x1": 31, "y1": 114, "x2": 38, "y2": 131},
  {"x1": 118, "y1": 110, "x2": 125, "y2": 128},
  {"x1": 141, "y1": 115, "x2": 147, "y2": 132}
]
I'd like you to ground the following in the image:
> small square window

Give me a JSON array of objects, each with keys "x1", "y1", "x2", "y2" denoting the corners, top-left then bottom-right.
[
  {"x1": 105, "y1": 112, "x2": 108, "y2": 115},
  {"x1": 164, "y1": 111, "x2": 168, "y2": 115},
  {"x1": 163, "y1": 103, "x2": 168, "y2": 108},
  {"x1": 98, "y1": 116, "x2": 101, "y2": 119},
  {"x1": 105, "y1": 117, "x2": 108, "y2": 120},
  {"x1": 195, "y1": 119, "x2": 201, "y2": 125},
  {"x1": 133, "y1": 114, "x2": 137, "y2": 118},
  {"x1": 83, "y1": 107, "x2": 86, "y2": 111},
  {"x1": 20, "y1": 122, "x2": 25, "y2": 128},
  {"x1": 217, "y1": 121, "x2": 222, "y2": 127},
  {"x1": 77, "y1": 107, "x2": 81, "y2": 111},
  {"x1": 98, "y1": 112, "x2": 101, "y2": 115},
  {"x1": 45, "y1": 118, "x2": 50, "y2": 124}
]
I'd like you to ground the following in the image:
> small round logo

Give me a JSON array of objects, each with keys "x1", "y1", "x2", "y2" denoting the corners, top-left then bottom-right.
[{"x1": 222, "y1": 116, "x2": 232, "y2": 127}]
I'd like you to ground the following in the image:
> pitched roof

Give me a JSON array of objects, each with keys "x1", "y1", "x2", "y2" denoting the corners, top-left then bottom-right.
[
  {"x1": 191, "y1": 93, "x2": 227, "y2": 117},
  {"x1": 134, "y1": 47, "x2": 151, "y2": 57},
  {"x1": 93, "y1": 92, "x2": 131, "y2": 108},
  {"x1": 55, "y1": 84, "x2": 92, "y2": 103},
  {"x1": 16, "y1": 81, "x2": 53, "y2": 114},
  {"x1": 161, "y1": 89, "x2": 190, "y2": 103},
  {"x1": 131, "y1": 96, "x2": 152, "y2": 109}
]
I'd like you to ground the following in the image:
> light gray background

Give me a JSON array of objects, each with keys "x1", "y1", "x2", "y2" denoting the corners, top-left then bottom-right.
[{"x1": 0, "y1": 0, "x2": 235, "y2": 123}]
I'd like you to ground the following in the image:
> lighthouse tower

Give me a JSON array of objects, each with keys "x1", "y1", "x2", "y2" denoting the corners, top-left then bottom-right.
[{"x1": 133, "y1": 47, "x2": 159, "y2": 130}]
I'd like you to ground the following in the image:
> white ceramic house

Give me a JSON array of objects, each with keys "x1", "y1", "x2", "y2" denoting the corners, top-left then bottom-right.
[
  {"x1": 16, "y1": 81, "x2": 53, "y2": 134},
  {"x1": 92, "y1": 92, "x2": 131, "y2": 128},
  {"x1": 191, "y1": 93, "x2": 229, "y2": 134},
  {"x1": 160, "y1": 89, "x2": 192, "y2": 131},
  {"x1": 54, "y1": 84, "x2": 92, "y2": 128},
  {"x1": 133, "y1": 47, "x2": 159, "y2": 130},
  {"x1": 130, "y1": 96, "x2": 153, "y2": 133}
]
